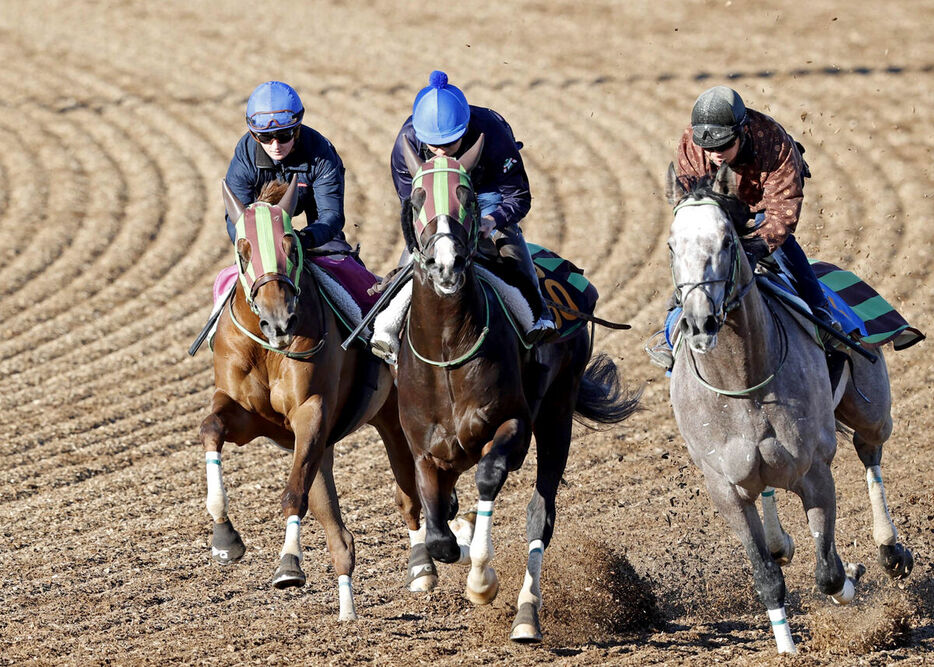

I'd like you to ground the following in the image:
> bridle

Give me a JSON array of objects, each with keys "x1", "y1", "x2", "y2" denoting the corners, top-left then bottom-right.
[
  {"x1": 410, "y1": 163, "x2": 480, "y2": 276},
  {"x1": 670, "y1": 198, "x2": 754, "y2": 331}
]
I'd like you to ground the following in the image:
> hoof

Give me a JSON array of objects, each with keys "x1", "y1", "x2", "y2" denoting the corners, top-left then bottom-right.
[
  {"x1": 771, "y1": 532, "x2": 795, "y2": 567},
  {"x1": 510, "y1": 602, "x2": 542, "y2": 643},
  {"x1": 272, "y1": 554, "x2": 306, "y2": 589},
  {"x1": 879, "y1": 543, "x2": 914, "y2": 580},
  {"x1": 406, "y1": 543, "x2": 438, "y2": 593},
  {"x1": 449, "y1": 513, "x2": 476, "y2": 546},
  {"x1": 844, "y1": 561, "x2": 866, "y2": 582},
  {"x1": 211, "y1": 520, "x2": 246, "y2": 565},
  {"x1": 465, "y1": 567, "x2": 499, "y2": 605}
]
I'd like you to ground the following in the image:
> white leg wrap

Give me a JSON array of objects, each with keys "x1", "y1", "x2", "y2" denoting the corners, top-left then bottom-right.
[
  {"x1": 338, "y1": 574, "x2": 357, "y2": 621},
  {"x1": 517, "y1": 540, "x2": 544, "y2": 609},
  {"x1": 371, "y1": 281, "x2": 412, "y2": 354},
  {"x1": 205, "y1": 451, "x2": 228, "y2": 523},
  {"x1": 830, "y1": 577, "x2": 856, "y2": 605},
  {"x1": 280, "y1": 515, "x2": 302, "y2": 560},
  {"x1": 468, "y1": 500, "x2": 495, "y2": 584},
  {"x1": 449, "y1": 515, "x2": 475, "y2": 564},
  {"x1": 866, "y1": 466, "x2": 898, "y2": 546},
  {"x1": 768, "y1": 607, "x2": 797, "y2": 654},
  {"x1": 408, "y1": 525, "x2": 426, "y2": 547}
]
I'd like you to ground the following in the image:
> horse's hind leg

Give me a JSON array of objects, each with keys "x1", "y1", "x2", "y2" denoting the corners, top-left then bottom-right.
[
  {"x1": 760, "y1": 488, "x2": 795, "y2": 565},
  {"x1": 509, "y1": 402, "x2": 574, "y2": 643},
  {"x1": 704, "y1": 473, "x2": 796, "y2": 654},
  {"x1": 371, "y1": 394, "x2": 437, "y2": 593},
  {"x1": 836, "y1": 353, "x2": 913, "y2": 579},
  {"x1": 199, "y1": 391, "x2": 265, "y2": 565},
  {"x1": 793, "y1": 460, "x2": 862, "y2": 606},
  {"x1": 306, "y1": 446, "x2": 358, "y2": 620}
]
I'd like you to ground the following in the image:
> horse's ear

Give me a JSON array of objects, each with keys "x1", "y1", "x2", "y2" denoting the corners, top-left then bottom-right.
[
  {"x1": 402, "y1": 138, "x2": 424, "y2": 178},
  {"x1": 712, "y1": 162, "x2": 738, "y2": 197},
  {"x1": 222, "y1": 179, "x2": 246, "y2": 222},
  {"x1": 665, "y1": 162, "x2": 686, "y2": 205},
  {"x1": 279, "y1": 174, "x2": 299, "y2": 218},
  {"x1": 458, "y1": 133, "x2": 485, "y2": 173}
]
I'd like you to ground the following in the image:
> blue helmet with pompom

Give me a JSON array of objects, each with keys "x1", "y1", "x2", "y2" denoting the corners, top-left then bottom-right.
[
  {"x1": 245, "y1": 81, "x2": 305, "y2": 133},
  {"x1": 412, "y1": 71, "x2": 470, "y2": 145}
]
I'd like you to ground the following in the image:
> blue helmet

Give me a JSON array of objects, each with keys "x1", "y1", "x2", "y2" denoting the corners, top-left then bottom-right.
[
  {"x1": 245, "y1": 81, "x2": 305, "y2": 133},
  {"x1": 412, "y1": 71, "x2": 470, "y2": 145}
]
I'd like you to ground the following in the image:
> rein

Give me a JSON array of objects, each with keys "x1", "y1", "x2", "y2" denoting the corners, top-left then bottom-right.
[
  {"x1": 228, "y1": 284, "x2": 327, "y2": 360},
  {"x1": 405, "y1": 280, "x2": 491, "y2": 368}
]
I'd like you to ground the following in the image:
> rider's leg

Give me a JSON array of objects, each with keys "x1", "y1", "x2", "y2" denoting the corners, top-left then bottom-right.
[
  {"x1": 370, "y1": 248, "x2": 413, "y2": 364},
  {"x1": 493, "y1": 226, "x2": 557, "y2": 342},
  {"x1": 771, "y1": 235, "x2": 836, "y2": 326}
]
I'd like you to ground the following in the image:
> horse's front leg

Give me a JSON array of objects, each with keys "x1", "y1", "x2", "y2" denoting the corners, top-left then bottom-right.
[
  {"x1": 272, "y1": 397, "x2": 327, "y2": 591},
  {"x1": 705, "y1": 472, "x2": 796, "y2": 654},
  {"x1": 467, "y1": 417, "x2": 531, "y2": 606},
  {"x1": 414, "y1": 456, "x2": 464, "y2": 565},
  {"x1": 760, "y1": 488, "x2": 796, "y2": 566},
  {"x1": 200, "y1": 391, "x2": 265, "y2": 565},
  {"x1": 793, "y1": 460, "x2": 864, "y2": 607}
]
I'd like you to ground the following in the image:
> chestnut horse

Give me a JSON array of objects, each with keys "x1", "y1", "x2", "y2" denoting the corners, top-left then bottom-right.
[
  {"x1": 393, "y1": 136, "x2": 639, "y2": 642},
  {"x1": 200, "y1": 176, "x2": 423, "y2": 620}
]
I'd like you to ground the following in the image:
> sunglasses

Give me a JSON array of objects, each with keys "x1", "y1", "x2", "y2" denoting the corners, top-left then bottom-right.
[
  {"x1": 707, "y1": 135, "x2": 738, "y2": 152},
  {"x1": 252, "y1": 128, "x2": 297, "y2": 145}
]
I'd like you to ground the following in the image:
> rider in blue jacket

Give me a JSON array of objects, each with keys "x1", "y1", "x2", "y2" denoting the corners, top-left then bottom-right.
[
  {"x1": 371, "y1": 71, "x2": 556, "y2": 363},
  {"x1": 224, "y1": 81, "x2": 346, "y2": 251}
]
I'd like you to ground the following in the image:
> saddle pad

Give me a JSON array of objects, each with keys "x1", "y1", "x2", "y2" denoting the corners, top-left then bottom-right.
[
  {"x1": 810, "y1": 260, "x2": 924, "y2": 350},
  {"x1": 213, "y1": 264, "x2": 239, "y2": 307},
  {"x1": 310, "y1": 254, "x2": 379, "y2": 315},
  {"x1": 528, "y1": 243, "x2": 600, "y2": 341}
]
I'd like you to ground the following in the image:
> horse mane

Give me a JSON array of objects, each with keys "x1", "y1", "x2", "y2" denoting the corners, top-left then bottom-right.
[
  {"x1": 257, "y1": 180, "x2": 290, "y2": 205},
  {"x1": 400, "y1": 198, "x2": 417, "y2": 251},
  {"x1": 679, "y1": 173, "x2": 754, "y2": 235}
]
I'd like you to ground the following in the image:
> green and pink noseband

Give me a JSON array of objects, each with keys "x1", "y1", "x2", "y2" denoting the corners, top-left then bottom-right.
[{"x1": 234, "y1": 203, "x2": 303, "y2": 309}]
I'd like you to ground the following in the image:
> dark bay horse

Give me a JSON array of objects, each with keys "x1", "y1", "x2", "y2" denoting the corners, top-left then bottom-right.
[
  {"x1": 200, "y1": 176, "x2": 423, "y2": 620},
  {"x1": 393, "y1": 136, "x2": 639, "y2": 642},
  {"x1": 665, "y1": 163, "x2": 913, "y2": 653}
]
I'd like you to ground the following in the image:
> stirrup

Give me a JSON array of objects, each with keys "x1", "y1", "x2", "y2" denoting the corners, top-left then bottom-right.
[
  {"x1": 527, "y1": 315, "x2": 558, "y2": 344},
  {"x1": 644, "y1": 330, "x2": 674, "y2": 371}
]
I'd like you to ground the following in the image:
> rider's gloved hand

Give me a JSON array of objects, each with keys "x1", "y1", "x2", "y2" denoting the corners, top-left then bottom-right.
[
  {"x1": 479, "y1": 216, "x2": 496, "y2": 238},
  {"x1": 740, "y1": 235, "x2": 771, "y2": 267},
  {"x1": 297, "y1": 226, "x2": 322, "y2": 251}
]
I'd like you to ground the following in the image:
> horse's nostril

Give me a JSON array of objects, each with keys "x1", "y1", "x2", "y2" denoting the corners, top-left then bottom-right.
[
  {"x1": 704, "y1": 316, "x2": 718, "y2": 335},
  {"x1": 260, "y1": 319, "x2": 269, "y2": 331}
]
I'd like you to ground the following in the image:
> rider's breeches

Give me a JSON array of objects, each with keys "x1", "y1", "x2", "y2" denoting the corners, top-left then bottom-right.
[{"x1": 771, "y1": 234, "x2": 831, "y2": 312}]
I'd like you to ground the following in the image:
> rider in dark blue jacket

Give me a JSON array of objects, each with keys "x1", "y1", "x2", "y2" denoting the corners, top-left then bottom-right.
[
  {"x1": 224, "y1": 81, "x2": 346, "y2": 250},
  {"x1": 371, "y1": 71, "x2": 556, "y2": 364}
]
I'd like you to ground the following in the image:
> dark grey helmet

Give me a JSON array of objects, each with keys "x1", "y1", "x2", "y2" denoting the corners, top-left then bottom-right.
[{"x1": 691, "y1": 86, "x2": 747, "y2": 149}]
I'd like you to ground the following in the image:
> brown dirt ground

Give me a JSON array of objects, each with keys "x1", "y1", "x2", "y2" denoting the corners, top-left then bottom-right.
[{"x1": 1, "y1": 1, "x2": 933, "y2": 664}]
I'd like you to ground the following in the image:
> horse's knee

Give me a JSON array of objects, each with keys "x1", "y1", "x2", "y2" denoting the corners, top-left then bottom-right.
[
  {"x1": 281, "y1": 490, "x2": 308, "y2": 518},
  {"x1": 476, "y1": 455, "x2": 509, "y2": 500},
  {"x1": 200, "y1": 413, "x2": 226, "y2": 447}
]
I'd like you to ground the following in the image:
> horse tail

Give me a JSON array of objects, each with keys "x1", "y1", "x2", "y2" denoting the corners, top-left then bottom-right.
[{"x1": 574, "y1": 353, "x2": 641, "y2": 426}]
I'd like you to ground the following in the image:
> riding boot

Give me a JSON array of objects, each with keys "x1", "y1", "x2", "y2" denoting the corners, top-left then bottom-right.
[
  {"x1": 370, "y1": 249, "x2": 413, "y2": 365},
  {"x1": 493, "y1": 226, "x2": 557, "y2": 343}
]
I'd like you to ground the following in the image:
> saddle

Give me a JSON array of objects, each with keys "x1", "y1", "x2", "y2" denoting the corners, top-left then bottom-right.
[{"x1": 476, "y1": 241, "x2": 599, "y2": 343}]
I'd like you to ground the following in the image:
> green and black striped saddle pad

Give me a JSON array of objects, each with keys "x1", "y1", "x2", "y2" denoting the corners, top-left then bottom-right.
[
  {"x1": 529, "y1": 243, "x2": 599, "y2": 341},
  {"x1": 812, "y1": 260, "x2": 924, "y2": 350}
]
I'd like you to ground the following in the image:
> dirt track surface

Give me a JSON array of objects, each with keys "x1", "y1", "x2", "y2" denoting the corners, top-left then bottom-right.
[{"x1": 2, "y1": 1, "x2": 933, "y2": 664}]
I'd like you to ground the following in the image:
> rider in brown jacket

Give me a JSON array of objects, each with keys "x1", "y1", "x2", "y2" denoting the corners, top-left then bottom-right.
[{"x1": 675, "y1": 85, "x2": 836, "y2": 328}]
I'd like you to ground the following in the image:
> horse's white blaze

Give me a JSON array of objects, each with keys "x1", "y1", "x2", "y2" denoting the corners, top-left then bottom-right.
[
  {"x1": 433, "y1": 218, "x2": 458, "y2": 276},
  {"x1": 768, "y1": 607, "x2": 797, "y2": 654},
  {"x1": 280, "y1": 514, "x2": 302, "y2": 560},
  {"x1": 516, "y1": 540, "x2": 545, "y2": 609},
  {"x1": 338, "y1": 574, "x2": 357, "y2": 621},
  {"x1": 468, "y1": 500, "x2": 496, "y2": 590},
  {"x1": 866, "y1": 465, "x2": 898, "y2": 546},
  {"x1": 205, "y1": 451, "x2": 228, "y2": 522}
]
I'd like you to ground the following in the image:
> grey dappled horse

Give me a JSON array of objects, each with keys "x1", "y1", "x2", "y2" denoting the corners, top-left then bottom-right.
[{"x1": 664, "y1": 163, "x2": 913, "y2": 654}]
